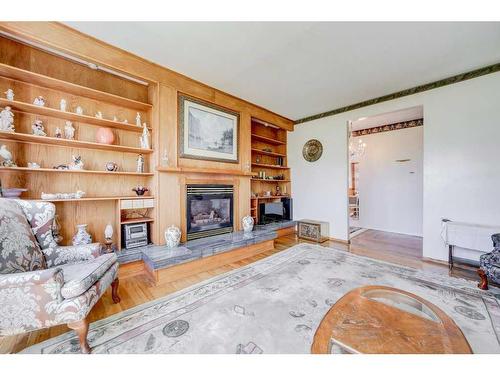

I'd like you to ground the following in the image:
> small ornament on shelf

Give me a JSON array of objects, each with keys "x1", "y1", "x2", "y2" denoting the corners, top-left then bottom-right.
[
  {"x1": 136, "y1": 153, "x2": 145, "y2": 173},
  {"x1": 41, "y1": 190, "x2": 86, "y2": 200},
  {"x1": 95, "y1": 127, "x2": 115, "y2": 144},
  {"x1": 75, "y1": 106, "x2": 84, "y2": 115},
  {"x1": 105, "y1": 161, "x2": 119, "y2": 172},
  {"x1": 104, "y1": 224, "x2": 114, "y2": 241},
  {"x1": 0, "y1": 106, "x2": 15, "y2": 132},
  {"x1": 53, "y1": 164, "x2": 69, "y2": 170},
  {"x1": 122, "y1": 119, "x2": 128, "y2": 124},
  {"x1": 0, "y1": 144, "x2": 16, "y2": 167},
  {"x1": 54, "y1": 127, "x2": 63, "y2": 138},
  {"x1": 132, "y1": 185, "x2": 149, "y2": 196},
  {"x1": 32, "y1": 120, "x2": 47, "y2": 136},
  {"x1": 95, "y1": 111, "x2": 103, "y2": 119},
  {"x1": 69, "y1": 155, "x2": 84, "y2": 170},
  {"x1": 113, "y1": 115, "x2": 118, "y2": 122},
  {"x1": 140, "y1": 122, "x2": 150, "y2": 149},
  {"x1": 72, "y1": 224, "x2": 92, "y2": 246},
  {"x1": 64, "y1": 121, "x2": 75, "y2": 140},
  {"x1": 59, "y1": 99, "x2": 67, "y2": 112},
  {"x1": 33, "y1": 96, "x2": 46, "y2": 107},
  {"x1": 27, "y1": 162, "x2": 41, "y2": 169},
  {"x1": 4, "y1": 89, "x2": 14, "y2": 101},
  {"x1": 136, "y1": 112, "x2": 141, "y2": 127}
]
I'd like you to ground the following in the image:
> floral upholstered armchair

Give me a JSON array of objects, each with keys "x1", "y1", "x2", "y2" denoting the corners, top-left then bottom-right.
[
  {"x1": 0, "y1": 198, "x2": 120, "y2": 353},
  {"x1": 478, "y1": 233, "x2": 500, "y2": 290}
]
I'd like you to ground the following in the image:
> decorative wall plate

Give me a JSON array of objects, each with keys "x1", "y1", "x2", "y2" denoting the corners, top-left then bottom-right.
[{"x1": 302, "y1": 139, "x2": 323, "y2": 162}]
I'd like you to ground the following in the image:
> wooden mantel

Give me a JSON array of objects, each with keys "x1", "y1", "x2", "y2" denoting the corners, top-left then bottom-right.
[{"x1": 157, "y1": 166, "x2": 256, "y2": 177}]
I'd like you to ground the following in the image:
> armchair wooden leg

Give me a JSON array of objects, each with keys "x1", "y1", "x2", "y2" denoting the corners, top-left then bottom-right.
[
  {"x1": 67, "y1": 318, "x2": 91, "y2": 354},
  {"x1": 477, "y1": 269, "x2": 489, "y2": 290},
  {"x1": 111, "y1": 278, "x2": 121, "y2": 304}
]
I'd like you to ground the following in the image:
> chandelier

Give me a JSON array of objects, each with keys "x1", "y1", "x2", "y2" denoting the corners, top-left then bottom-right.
[{"x1": 349, "y1": 137, "x2": 366, "y2": 159}]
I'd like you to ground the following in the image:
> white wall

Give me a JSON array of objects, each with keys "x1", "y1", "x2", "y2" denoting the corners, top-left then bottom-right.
[
  {"x1": 356, "y1": 126, "x2": 423, "y2": 236},
  {"x1": 289, "y1": 72, "x2": 500, "y2": 261}
]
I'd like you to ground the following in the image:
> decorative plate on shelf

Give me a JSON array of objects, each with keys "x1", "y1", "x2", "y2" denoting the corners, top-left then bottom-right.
[{"x1": 302, "y1": 139, "x2": 323, "y2": 162}]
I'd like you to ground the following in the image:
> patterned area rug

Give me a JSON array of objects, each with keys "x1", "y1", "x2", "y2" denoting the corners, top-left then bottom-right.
[{"x1": 23, "y1": 243, "x2": 500, "y2": 354}]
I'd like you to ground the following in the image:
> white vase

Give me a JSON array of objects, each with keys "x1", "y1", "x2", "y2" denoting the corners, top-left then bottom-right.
[
  {"x1": 242, "y1": 216, "x2": 254, "y2": 233},
  {"x1": 72, "y1": 224, "x2": 92, "y2": 246},
  {"x1": 104, "y1": 224, "x2": 113, "y2": 241},
  {"x1": 164, "y1": 225, "x2": 181, "y2": 248}
]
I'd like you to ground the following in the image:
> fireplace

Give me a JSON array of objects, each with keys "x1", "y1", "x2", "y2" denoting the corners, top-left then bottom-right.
[{"x1": 186, "y1": 184, "x2": 234, "y2": 240}]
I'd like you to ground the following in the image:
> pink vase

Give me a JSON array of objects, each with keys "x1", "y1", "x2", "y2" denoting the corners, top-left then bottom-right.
[{"x1": 95, "y1": 127, "x2": 115, "y2": 145}]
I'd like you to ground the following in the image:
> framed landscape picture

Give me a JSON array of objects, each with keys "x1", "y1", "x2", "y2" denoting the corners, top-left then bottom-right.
[{"x1": 178, "y1": 94, "x2": 239, "y2": 163}]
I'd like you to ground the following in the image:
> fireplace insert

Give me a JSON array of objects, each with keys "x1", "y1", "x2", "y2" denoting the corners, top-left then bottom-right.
[{"x1": 186, "y1": 184, "x2": 234, "y2": 240}]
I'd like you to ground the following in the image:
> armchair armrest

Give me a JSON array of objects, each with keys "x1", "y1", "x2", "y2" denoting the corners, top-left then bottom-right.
[
  {"x1": 42, "y1": 243, "x2": 102, "y2": 267},
  {"x1": 0, "y1": 267, "x2": 63, "y2": 289}
]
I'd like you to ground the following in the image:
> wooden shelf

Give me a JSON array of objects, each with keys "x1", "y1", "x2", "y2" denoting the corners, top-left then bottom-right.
[
  {"x1": 157, "y1": 166, "x2": 256, "y2": 177},
  {"x1": 0, "y1": 98, "x2": 151, "y2": 133},
  {"x1": 120, "y1": 217, "x2": 154, "y2": 224},
  {"x1": 252, "y1": 163, "x2": 290, "y2": 170},
  {"x1": 0, "y1": 166, "x2": 153, "y2": 176},
  {"x1": 251, "y1": 179, "x2": 291, "y2": 183},
  {"x1": 0, "y1": 63, "x2": 152, "y2": 111},
  {"x1": 35, "y1": 195, "x2": 154, "y2": 203},
  {"x1": 251, "y1": 195, "x2": 290, "y2": 200},
  {"x1": 251, "y1": 148, "x2": 286, "y2": 157},
  {"x1": 251, "y1": 134, "x2": 286, "y2": 145},
  {"x1": 0, "y1": 131, "x2": 153, "y2": 154}
]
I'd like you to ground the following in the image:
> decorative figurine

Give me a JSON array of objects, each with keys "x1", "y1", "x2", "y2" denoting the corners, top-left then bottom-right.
[
  {"x1": 164, "y1": 225, "x2": 181, "y2": 248},
  {"x1": 64, "y1": 121, "x2": 75, "y2": 140},
  {"x1": 41, "y1": 190, "x2": 86, "y2": 200},
  {"x1": 95, "y1": 127, "x2": 114, "y2": 144},
  {"x1": 54, "y1": 127, "x2": 63, "y2": 138},
  {"x1": 59, "y1": 99, "x2": 67, "y2": 112},
  {"x1": 136, "y1": 153, "x2": 145, "y2": 173},
  {"x1": 72, "y1": 224, "x2": 92, "y2": 246},
  {"x1": 0, "y1": 106, "x2": 15, "y2": 132},
  {"x1": 132, "y1": 186, "x2": 149, "y2": 196},
  {"x1": 0, "y1": 144, "x2": 16, "y2": 167},
  {"x1": 75, "y1": 106, "x2": 84, "y2": 115},
  {"x1": 33, "y1": 96, "x2": 46, "y2": 107},
  {"x1": 69, "y1": 155, "x2": 84, "y2": 170},
  {"x1": 140, "y1": 122, "x2": 150, "y2": 149},
  {"x1": 113, "y1": 115, "x2": 118, "y2": 122},
  {"x1": 136, "y1": 112, "x2": 141, "y2": 127},
  {"x1": 52, "y1": 214, "x2": 63, "y2": 244},
  {"x1": 27, "y1": 162, "x2": 41, "y2": 169},
  {"x1": 32, "y1": 120, "x2": 47, "y2": 136},
  {"x1": 242, "y1": 216, "x2": 255, "y2": 233},
  {"x1": 95, "y1": 111, "x2": 103, "y2": 119},
  {"x1": 105, "y1": 161, "x2": 119, "y2": 172},
  {"x1": 4, "y1": 89, "x2": 14, "y2": 101},
  {"x1": 122, "y1": 119, "x2": 128, "y2": 124},
  {"x1": 104, "y1": 224, "x2": 114, "y2": 241},
  {"x1": 53, "y1": 164, "x2": 69, "y2": 170}
]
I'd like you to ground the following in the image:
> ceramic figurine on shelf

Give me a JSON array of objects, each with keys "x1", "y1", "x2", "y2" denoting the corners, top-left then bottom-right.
[
  {"x1": 52, "y1": 214, "x2": 63, "y2": 244},
  {"x1": 0, "y1": 106, "x2": 15, "y2": 132},
  {"x1": 0, "y1": 144, "x2": 16, "y2": 167},
  {"x1": 75, "y1": 106, "x2": 84, "y2": 115},
  {"x1": 140, "y1": 122, "x2": 150, "y2": 149},
  {"x1": 164, "y1": 225, "x2": 181, "y2": 248},
  {"x1": 27, "y1": 162, "x2": 40, "y2": 169},
  {"x1": 242, "y1": 216, "x2": 255, "y2": 233},
  {"x1": 136, "y1": 153, "x2": 145, "y2": 173},
  {"x1": 59, "y1": 99, "x2": 67, "y2": 112},
  {"x1": 4, "y1": 89, "x2": 14, "y2": 101},
  {"x1": 95, "y1": 111, "x2": 103, "y2": 119},
  {"x1": 104, "y1": 224, "x2": 114, "y2": 241},
  {"x1": 54, "y1": 127, "x2": 63, "y2": 138},
  {"x1": 33, "y1": 96, "x2": 46, "y2": 107},
  {"x1": 122, "y1": 119, "x2": 128, "y2": 124},
  {"x1": 64, "y1": 121, "x2": 75, "y2": 140},
  {"x1": 72, "y1": 224, "x2": 92, "y2": 246},
  {"x1": 105, "y1": 161, "x2": 119, "y2": 172},
  {"x1": 53, "y1": 164, "x2": 69, "y2": 170},
  {"x1": 136, "y1": 112, "x2": 141, "y2": 127},
  {"x1": 113, "y1": 116, "x2": 118, "y2": 122},
  {"x1": 32, "y1": 120, "x2": 47, "y2": 137},
  {"x1": 69, "y1": 155, "x2": 84, "y2": 170}
]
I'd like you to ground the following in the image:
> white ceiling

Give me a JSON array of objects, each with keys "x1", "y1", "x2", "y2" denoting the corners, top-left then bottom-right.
[
  {"x1": 65, "y1": 22, "x2": 500, "y2": 120},
  {"x1": 350, "y1": 106, "x2": 423, "y2": 132}
]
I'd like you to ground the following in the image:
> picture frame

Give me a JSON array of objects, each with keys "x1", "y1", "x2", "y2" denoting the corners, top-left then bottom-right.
[{"x1": 178, "y1": 94, "x2": 239, "y2": 163}]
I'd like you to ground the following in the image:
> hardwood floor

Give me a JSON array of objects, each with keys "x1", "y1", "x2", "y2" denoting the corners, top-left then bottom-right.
[{"x1": 0, "y1": 230, "x2": 480, "y2": 354}]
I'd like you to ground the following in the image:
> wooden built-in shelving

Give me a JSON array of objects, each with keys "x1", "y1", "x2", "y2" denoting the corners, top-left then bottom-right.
[
  {"x1": 157, "y1": 166, "x2": 255, "y2": 177},
  {"x1": 251, "y1": 133, "x2": 286, "y2": 145},
  {"x1": 0, "y1": 63, "x2": 152, "y2": 111},
  {"x1": 120, "y1": 217, "x2": 154, "y2": 224},
  {"x1": 251, "y1": 148, "x2": 286, "y2": 157},
  {"x1": 39, "y1": 195, "x2": 154, "y2": 203},
  {"x1": 251, "y1": 163, "x2": 289, "y2": 170},
  {"x1": 0, "y1": 166, "x2": 153, "y2": 176},
  {"x1": 251, "y1": 178, "x2": 291, "y2": 183}
]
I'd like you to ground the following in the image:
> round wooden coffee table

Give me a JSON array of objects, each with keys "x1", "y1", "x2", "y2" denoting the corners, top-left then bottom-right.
[{"x1": 311, "y1": 285, "x2": 472, "y2": 354}]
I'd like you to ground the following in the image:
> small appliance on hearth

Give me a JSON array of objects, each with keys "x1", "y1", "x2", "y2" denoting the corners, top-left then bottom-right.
[{"x1": 122, "y1": 222, "x2": 149, "y2": 249}]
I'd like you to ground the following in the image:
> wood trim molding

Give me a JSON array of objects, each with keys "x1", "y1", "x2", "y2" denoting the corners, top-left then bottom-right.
[{"x1": 296, "y1": 63, "x2": 500, "y2": 124}]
